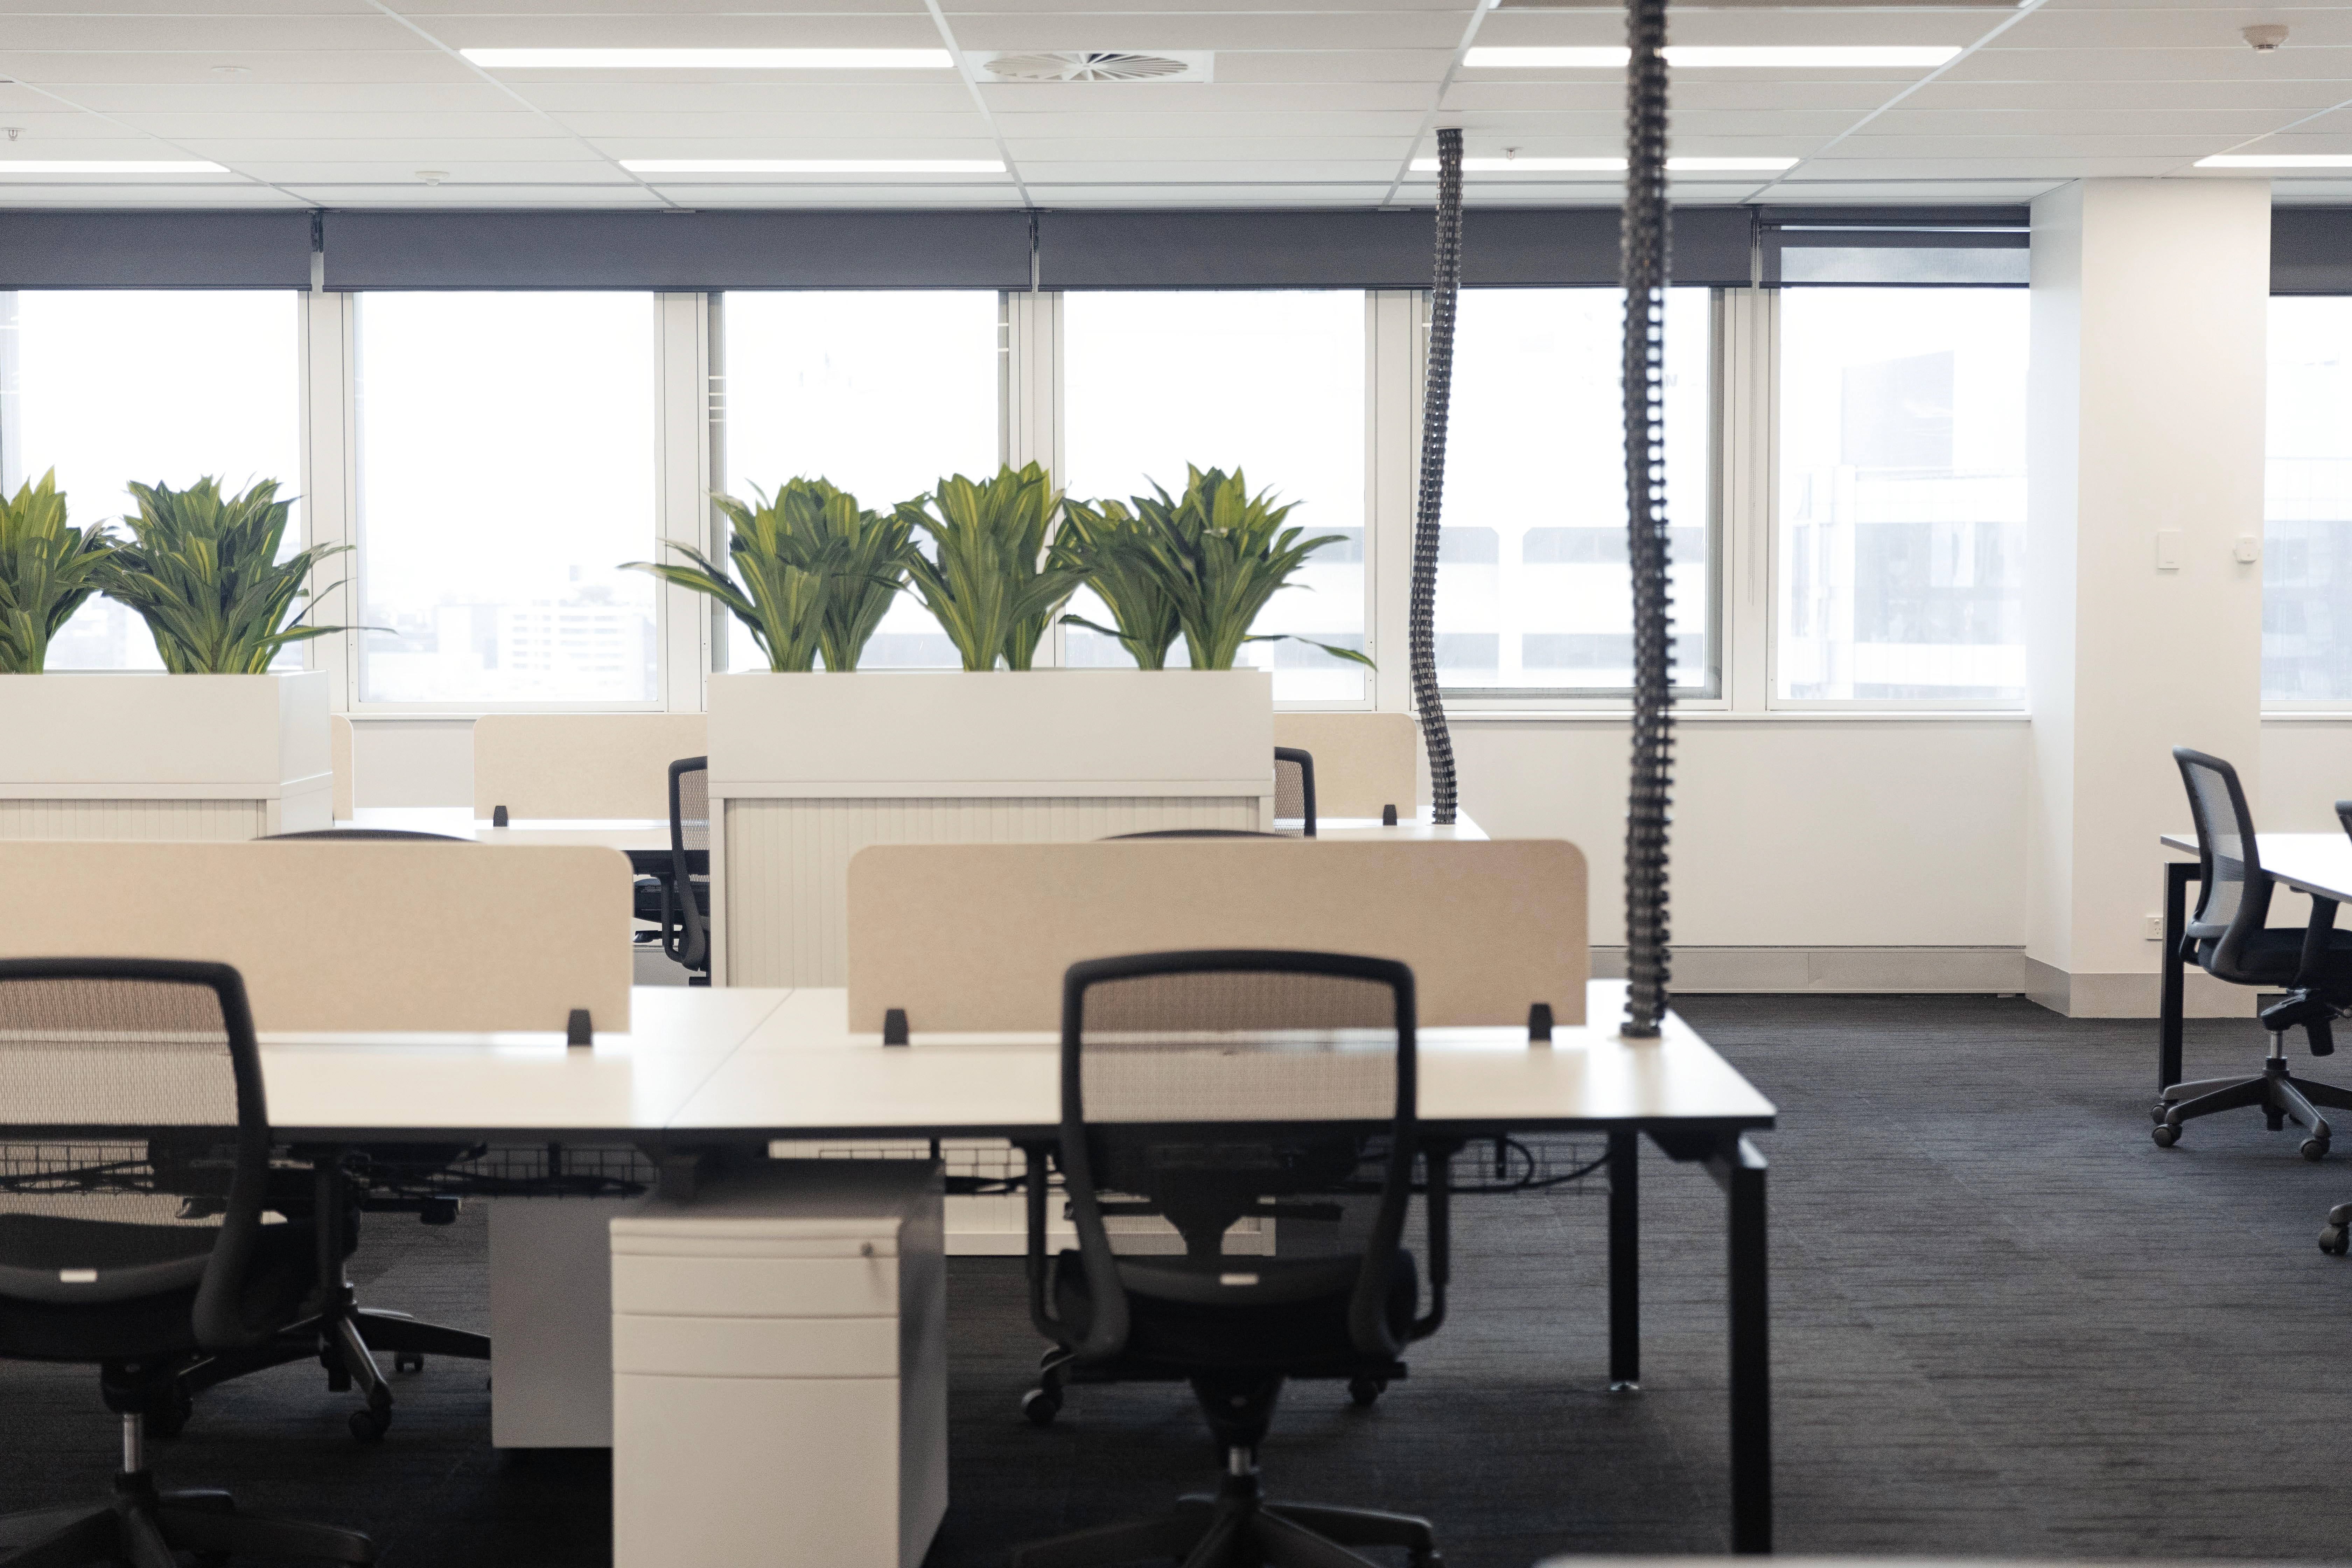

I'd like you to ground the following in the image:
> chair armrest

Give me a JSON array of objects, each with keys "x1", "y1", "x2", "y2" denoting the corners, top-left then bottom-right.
[
  {"x1": 2295, "y1": 896, "x2": 2341, "y2": 990},
  {"x1": 1020, "y1": 1141, "x2": 1069, "y2": 1348},
  {"x1": 1410, "y1": 1138, "x2": 1454, "y2": 1342}
]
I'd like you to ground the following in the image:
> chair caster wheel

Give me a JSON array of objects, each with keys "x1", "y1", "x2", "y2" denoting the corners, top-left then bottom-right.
[
  {"x1": 2151, "y1": 1102, "x2": 2170, "y2": 1124},
  {"x1": 1347, "y1": 1375, "x2": 1387, "y2": 1407},
  {"x1": 349, "y1": 1391, "x2": 392, "y2": 1442},
  {"x1": 2302, "y1": 1137, "x2": 2330, "y2": 1163},
  {"x1": 1021, "y1": 1388, "x2": 1062, "y2": 1427},
  {"x1": 2151, "y1": 1123, "x2": 2179, "y2": 1148},
  {"x1": 394, "y1": 1352, "x2": 424, "y2": 1374},
  {"x1": 2322, "y1": 1224, "x2": 2350, "y2": 1256}
]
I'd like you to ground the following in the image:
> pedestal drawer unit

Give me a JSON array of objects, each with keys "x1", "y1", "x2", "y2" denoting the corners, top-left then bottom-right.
[{"x1": 610, "y1": 1160, "x2": 946, "y2": 1568}]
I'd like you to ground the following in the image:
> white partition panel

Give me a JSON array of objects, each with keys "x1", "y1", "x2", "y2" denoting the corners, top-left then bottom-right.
[{"x1": 711, "y1": 671, "x2": 1274, "y2": 987}]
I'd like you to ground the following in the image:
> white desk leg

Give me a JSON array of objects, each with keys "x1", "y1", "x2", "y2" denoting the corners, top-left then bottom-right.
[{"x1": 489, "y1": 1197, "x2": 646, "y2": 1448}]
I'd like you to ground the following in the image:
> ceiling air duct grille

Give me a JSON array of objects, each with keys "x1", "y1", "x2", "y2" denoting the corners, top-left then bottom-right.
[{"x1": 975, "y1": 50, "x2": 1211, "y2": 83}]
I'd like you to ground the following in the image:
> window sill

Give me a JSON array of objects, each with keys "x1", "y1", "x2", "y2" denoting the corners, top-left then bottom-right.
[{"x1": 1440, "y1": 708, "x2": 2030, "y2": 724}]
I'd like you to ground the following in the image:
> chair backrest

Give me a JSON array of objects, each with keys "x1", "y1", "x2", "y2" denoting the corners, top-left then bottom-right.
[
  {"x1": 2174, "y1": 747, "x2": 2271, "y2": 975},
  {"x1": 1058, "y1": 949, "x2": 1418, "y2": 1362},
  {"x1": 0, "y1": 958, "x2": 275, "y2": 1349},
  {"x1": 261, "y1": 829, "x2": 468, "y2": 842},
  {"x1": 1273, "y1": 746, "x2": 1317, "y2": 836},
  {"x1": 670, "y1": 757, "x2": 710, "y2": 970}
]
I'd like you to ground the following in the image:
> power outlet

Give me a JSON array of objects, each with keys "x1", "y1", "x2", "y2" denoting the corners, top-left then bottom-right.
[{"x1": 2145, "y1": 913, "x2": 2165, "y2": 941}]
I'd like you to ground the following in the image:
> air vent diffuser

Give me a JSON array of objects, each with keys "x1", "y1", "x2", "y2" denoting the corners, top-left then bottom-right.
[{"x1": 972, "y1": 50, "x2": 1211, "y2": 83}]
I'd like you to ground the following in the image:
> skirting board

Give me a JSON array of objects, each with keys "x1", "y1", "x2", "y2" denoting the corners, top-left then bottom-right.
[{"x1": 1590, "y1": 946, "x2": 2257, "y2": 1019}]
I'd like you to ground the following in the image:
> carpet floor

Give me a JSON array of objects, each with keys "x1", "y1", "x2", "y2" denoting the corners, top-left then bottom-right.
[{"x1": 4, "y1": 995, "x2": 2349, "y2": 1565}]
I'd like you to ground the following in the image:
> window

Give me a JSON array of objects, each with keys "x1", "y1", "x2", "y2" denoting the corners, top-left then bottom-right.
[
  {"x1": 2265, "y1": 296, "x2": 2352, "y2": 704},
  {"x1": 1441, "y1": 288, "x2": 1714, "y2": 693},
  {"x1": 0, "y1": 290, "x2": 302, "y2": 670},
  {"x1": 1777, "y1": 287, "x2": 2027, "y2": 704},
  {"x1": 718, "y1": 291, "x2": 1002, "y2": 670},
  {"x1": 354, "y1": 293, "x2": 659, "y2": 705},
  {"x1": 1063, "y1": 291, "x2": 1367, "y2": 701}
]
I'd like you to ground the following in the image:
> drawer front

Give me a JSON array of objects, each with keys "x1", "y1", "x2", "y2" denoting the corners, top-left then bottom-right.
[
  {"x1": 612, "y1": 1253, "x2": 898, "y2": 1318},
  {"x1": 611, "y1": 1312, "x2": 900, "y2": 1378}
]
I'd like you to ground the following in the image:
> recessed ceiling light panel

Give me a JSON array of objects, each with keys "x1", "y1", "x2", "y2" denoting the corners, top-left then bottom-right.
[
  {"x1": 971, "y1": 50, "x2": 1212, "y2": 83},
  {"x1": 461, "y1": 48, "x2": 954, "y2": 70},
  {"x1": 0, "y1": 159, "x2": 230, "y2": 174},
  {"x1": 622, "y1": 158, "x2": 1006, "y2": 175},
  {"x1": 1464, "y1": 45, "x2": 1962, "y2": 69}
]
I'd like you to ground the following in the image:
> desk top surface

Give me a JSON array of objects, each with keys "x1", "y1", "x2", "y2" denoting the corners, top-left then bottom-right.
[
  {"x1": 345, "y1": 807, "x2": 670, "y2": 852},
  {"x1": 226, "y1": 980, "x2": 1774, "y2": 1141},
  {"x1": 1284, "y1": 812, "x2": 1488, "y2": 842},
  {"x1": 2161, "y1": 830, "x2": 2352, "y2": 902}
]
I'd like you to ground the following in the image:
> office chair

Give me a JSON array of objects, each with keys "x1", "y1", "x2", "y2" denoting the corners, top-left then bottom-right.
[
  {"x1": 1274, "y1": 746, "x2": 1317, "y2": 836},
  {"x1": 1012, "y1": 949, "x2": 1449, "y2": 1568},
  {"x1": 635, "y1": 756, "x2": 711, "y2": 985},
  {"x1": 251, "y1": 828, "x2": 493, "y2": 1439},
  {"x1": 0, "y1": 957, "x2": 376, "y2": 1565},
  {"x1": 2156, "y1": 749, "x2": 2352, "y2": 1157},
  {"x1": 1104, "y1": 830, "x2": 1285, "y2": 840}
]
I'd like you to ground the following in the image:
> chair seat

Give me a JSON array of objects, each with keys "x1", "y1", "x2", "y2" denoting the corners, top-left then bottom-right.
[
  {"x1": 2203, "y1": 926, "x2": 2352, "y2": 988},
  {"x1": 0, "y1": 1214, "x2": 335, "y2": 1363},
  {"x1": 1054, "y1": 1249, "x2": 1416, "y2": 1373}
]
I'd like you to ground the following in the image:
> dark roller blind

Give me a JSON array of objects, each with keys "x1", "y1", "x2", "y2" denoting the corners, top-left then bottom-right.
[
  {"x1": 0, "y1": 211, "x2": 312, "y2": 288},
  {"x1": 2272, "y1": 208, "x2": 2352, "y2": 294},
  {"x1": 321, "y1": 209, "x2": 1034, "y2": 290},
  {"x1": 1034, "y1": 206, "x2": 1755, "y2": 289}
]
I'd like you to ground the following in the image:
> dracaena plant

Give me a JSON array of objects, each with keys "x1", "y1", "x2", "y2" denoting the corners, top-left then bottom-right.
[
  {"x1": 1055, "y1": 497, "x2": 1183, "y2": 670},
  {"x1": 0, "y1": 469, "x2": 115, "y2": 674},
  {"x1": 895, "y1": 462, "x2": 1083, "y2": 672},
  {"x1": 1090, "y1": 465, "x2": 1371, "y2": 672},
  {"x1": 624, "y1": 478, "x2": 917, "y2": 672},
  {"x1": 101, "y1": 477, "x2": 352, "y2": 674}
]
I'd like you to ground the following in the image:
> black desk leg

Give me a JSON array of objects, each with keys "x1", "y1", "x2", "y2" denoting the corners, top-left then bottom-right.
[
  {"x1": 1607, "y1": 1128, "x2": 1639, "y2": 1391},
  {"x1": 2161, "y1": 861, "x2": 2196, "y2": 1093},
  {"x1": 1722, "y1": 1135, "x2": 1771, "y2": 1556}
]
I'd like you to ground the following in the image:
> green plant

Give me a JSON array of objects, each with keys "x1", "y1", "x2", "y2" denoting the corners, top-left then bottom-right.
[
  {"x1": 0, "y1": 469, "x2": 115, "y2": 674},
  {"x1": 101, "y1": 476, "x2": 351, "y2": 673},
  {"x1": 1055, "y1": 497, "x2": 1183, "y2": 670},
  {"x1": 1085, "y1": 465, "x2": 1371, "y2": 672},
  {"x1": 624, "y1": 479, "x2": 917, "y2": 672},
  {"x1": 896, "y1": 462, "x2": 1083, "y2": 671}
]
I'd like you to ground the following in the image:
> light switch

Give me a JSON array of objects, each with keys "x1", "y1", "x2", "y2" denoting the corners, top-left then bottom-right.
[
  {"x1": 2235, "y1": 534, "x2": 2262, "y2": 564},
  {"x1": 2155, "y1": 529, "x2": 2183, "y2": 570}
]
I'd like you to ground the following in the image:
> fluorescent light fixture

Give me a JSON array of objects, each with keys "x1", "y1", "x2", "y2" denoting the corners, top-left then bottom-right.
[
  {"x1": 622, "y1": 158, "x2": 1005, "y2": 174},
  {"x1": 1464, "y1": 45, "x2": 1962, "y2": 69},
  {"x1": 1409, "y1": 156, "x2": 1797, "y2": 173},
  {"x1": 2196, "y1": 153, "x2": 2352, "y2": 168},
  {"x1": 462, "y1": 48, "x2": 954, "y2": 70},
  {"x1": 0, "y1": 159, "x2": 230, "y2": 174}
]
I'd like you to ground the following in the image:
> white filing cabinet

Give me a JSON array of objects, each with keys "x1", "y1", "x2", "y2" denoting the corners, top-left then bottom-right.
[{"x1": 610, "y1": 1160, "x2": 947, "y2": 1568}]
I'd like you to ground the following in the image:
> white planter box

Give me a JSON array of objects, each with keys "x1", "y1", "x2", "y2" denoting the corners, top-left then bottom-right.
[
  {"x1": 0, "y1": 671, "x2": 333, "y2": 840},
  {"x1": 708, "y1": 670, "x2": 1275, "y2": 989}
]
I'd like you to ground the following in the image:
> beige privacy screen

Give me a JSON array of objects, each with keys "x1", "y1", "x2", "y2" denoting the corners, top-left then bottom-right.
[
  {"x1": 846, "y1": 838, "x2": 1586, "y2": 1033},
  {"x1": 472, "y1": 713, "x2": 707, "y2": 819},
  {"x1": 0, "y1": 840, "x2": 632, "y2": 1034}
]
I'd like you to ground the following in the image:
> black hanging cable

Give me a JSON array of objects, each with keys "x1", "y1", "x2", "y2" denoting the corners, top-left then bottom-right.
[
  {"x1": 1620, "y1": 0, "x2": 1674, "y2": 1036},
  {"x1": 1409, "y1": 126, "x2": 1465, "y2": 825}
]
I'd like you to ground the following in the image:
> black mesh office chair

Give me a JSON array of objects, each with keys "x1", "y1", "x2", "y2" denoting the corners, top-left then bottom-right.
[
  {"x1": 1273, "y1": 746, "x2": 1317, "y2": 837},
  {"x1": 0, "y1": 958, "x2": 375, "y2": 1565},
  {"x1": 1012, "y1": 950, "x2": 1449, "y2": 1568},
  {"x1": 2156, "y1": 749, "x2": 2352, "y2": 1157},
  {"x1": 251, "y1": 828, "x2": 492, "y2": 1439},
  {"x1": 642, "y1": 756, "x2": 711, "y2": 984}
]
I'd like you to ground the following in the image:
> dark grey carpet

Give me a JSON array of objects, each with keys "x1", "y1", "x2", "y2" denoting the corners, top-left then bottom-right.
[{"x1": 5, "y1": 996, "x2": 2350, "y2": 1565}]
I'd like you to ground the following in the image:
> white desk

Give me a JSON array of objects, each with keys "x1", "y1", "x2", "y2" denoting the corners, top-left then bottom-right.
[
  {"x1": 1281, "y1": 811, "x2": 1488, "y2": 842},
  {"x1": 21, "y1": 980, "x2": 1775, "y2": 1551}
]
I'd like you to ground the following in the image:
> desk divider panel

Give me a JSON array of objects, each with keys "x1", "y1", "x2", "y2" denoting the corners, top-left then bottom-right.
[
  {"x1": 846, "y1": 839, "x2": 1586, "y2": 1033},
  {"x1": 331, "y1": 715, "x2": 355, "y2": 820},
  {"x1": 1271, "y1": 712, "x2": 1421, "y2": 818},
  {"x1": 472, "y1": 713, "x2": 708, "y2": 819},
  {"x1": 0, "y1": 841, "x2": 632, "y2": 1034}
]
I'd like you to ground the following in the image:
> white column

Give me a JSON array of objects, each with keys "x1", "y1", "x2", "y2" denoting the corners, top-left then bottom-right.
[{"x1": 2024, "y1": 178, "x2": 2271, "y2": 1015}]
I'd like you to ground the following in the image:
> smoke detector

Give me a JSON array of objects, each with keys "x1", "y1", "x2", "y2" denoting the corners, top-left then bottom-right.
[
  {"x1": 2244, "y1": 23, "x2": 2289, "y2": 50},
  {"x1": 971, "y1": 50, "x2": 1211, "y2": 83}
]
